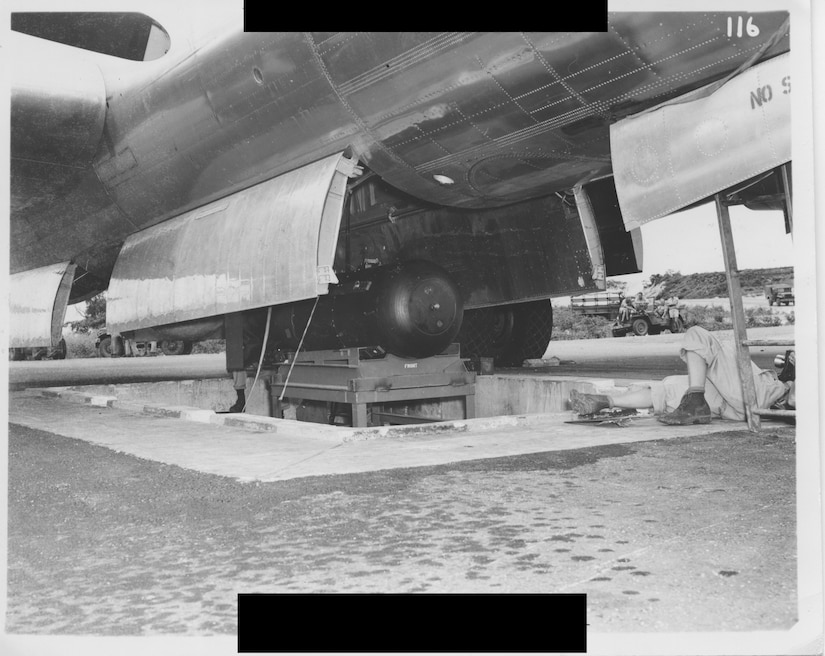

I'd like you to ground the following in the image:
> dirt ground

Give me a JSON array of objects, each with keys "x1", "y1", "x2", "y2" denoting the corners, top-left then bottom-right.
[{"x1": 7, "y1": 422, "x2": 798, "y2": 640}]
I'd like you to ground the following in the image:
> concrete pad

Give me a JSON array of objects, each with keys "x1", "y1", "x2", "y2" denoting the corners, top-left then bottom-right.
[
  {"x1": 36, "y1": 372, "x2": 656, "y2": 426},
  {"x1": 10, "y1": 389, "x2": 755, "y2": 483}
]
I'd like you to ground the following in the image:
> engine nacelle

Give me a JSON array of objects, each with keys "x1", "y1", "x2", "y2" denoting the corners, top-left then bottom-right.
[{"x1": 259, "y1": 261, "x2": 464, "y2": 359}]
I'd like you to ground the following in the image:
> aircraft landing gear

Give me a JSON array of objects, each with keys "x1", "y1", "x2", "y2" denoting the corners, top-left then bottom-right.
[
  {"x1": 161, "y1": 340, "x2": 194, "y2": 356},
  {"x1": 457, "y1": 300, "x2": 554, "y2": 367}
]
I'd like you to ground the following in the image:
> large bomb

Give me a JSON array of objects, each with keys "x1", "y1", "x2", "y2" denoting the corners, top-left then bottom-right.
[{"x1": 261, "y1": 260, "x2": 463, "y2": 359}]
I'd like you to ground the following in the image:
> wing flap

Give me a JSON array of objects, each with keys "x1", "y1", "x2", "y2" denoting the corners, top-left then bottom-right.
[
  {"x1": 610, "y1": 52, "x2": 791, "y2": 229},
  {"x1": 106, "y1": 153, "x2": 359, "y2": 335},
  {"x1": 9, "y1": 262, "x2": 77, "y2": 348}
]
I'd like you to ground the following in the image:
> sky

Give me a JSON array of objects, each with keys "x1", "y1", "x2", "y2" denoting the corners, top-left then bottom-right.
[{"x1": 610, "y1": 203, "x2": 796, "y2": 294}]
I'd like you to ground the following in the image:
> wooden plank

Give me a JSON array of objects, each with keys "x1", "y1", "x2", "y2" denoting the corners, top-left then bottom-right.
[
  {"x1": 781, "y1": 163, "x2": 793, "y2": 234},
  {"x1": 715, "y1": 195, "x2": 761, "y2": 431},
  {"x1": 371, "y1": 413, "x2": 440, "y2": 424},
  {"x1": 742, "y1": 339, "x2": 795, "y2": 347},
  {"x1": 753, "y1": 408, "x2": 796, "y2": 418}
]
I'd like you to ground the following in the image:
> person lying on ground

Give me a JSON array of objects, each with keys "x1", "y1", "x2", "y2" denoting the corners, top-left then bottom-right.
[{"x1": 569, "y1": 326, "x2": 795, "y2": 425}]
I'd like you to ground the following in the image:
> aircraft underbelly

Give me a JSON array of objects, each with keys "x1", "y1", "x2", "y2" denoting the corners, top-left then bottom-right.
[
  {"x1": 106, "y1": 153, "x2": 359, "y2": 335},
  {"x1": 7, "y1": 21, "x2": 791, "y2": 305},
  {"x1": 88, "y1": 20, "x2": 789, "y2": 233}
]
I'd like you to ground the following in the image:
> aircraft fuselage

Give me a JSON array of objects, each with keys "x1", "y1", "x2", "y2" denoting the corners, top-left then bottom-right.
[{"x1": 11, "y1": 18, "x2": 790, "y2": 287}]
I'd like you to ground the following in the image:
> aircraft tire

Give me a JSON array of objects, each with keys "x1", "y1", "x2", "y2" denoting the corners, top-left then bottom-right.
[
  {"x1": 53, "y1": 338, "x2": 67, "y2": 360},
  {"x1": 455, "y1": 307, "x2": 496, "y2": 364},
  {"x1": 499, "y1": 300, "x2": 554, "y2": 366},
  {"x1": 161, "y1": 340, "x2": 193, "y2": 356},
  {"x1": 97, "y1": 336, "x2": 113, "y2": 358},
  {"x1": 457, "y1": 300, "x2": 553, "y2": 367}
]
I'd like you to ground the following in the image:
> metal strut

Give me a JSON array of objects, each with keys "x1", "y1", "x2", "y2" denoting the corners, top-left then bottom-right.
[{"x1": 278, "y1": 296, "x2": 321, "y2": 402}]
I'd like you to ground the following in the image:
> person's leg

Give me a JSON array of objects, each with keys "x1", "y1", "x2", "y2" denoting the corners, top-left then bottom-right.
[
  {"x1": 611, "y1": 387, "x2": 654, "y2": 409},
  {"x1": 658, "y1": 327, "x2": 715, "y2": 424},
  {"x1": 569, "y1": 386, "x2": 654, "y2": 414},
  {"x1": 680, "y1": 326, "x2": 788, "y2": 418},
  {"x1": 229, "y1": 370, "x2": 247, "y2": 412},
  {"x1": 684, "y1": 350, "x2": 708, "y2": 389}
]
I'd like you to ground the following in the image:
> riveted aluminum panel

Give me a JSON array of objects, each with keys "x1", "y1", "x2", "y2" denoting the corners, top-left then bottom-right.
[
  {"x1": 9, "y1": 261, "x2": 76, "y2": 347},
  {"x1": 106, "y1": 153, "x2": 357, "y2": 334},
  {"x1": 10, "y1": 32, "x2": 106, "y2": 167},
  {"x1": 610, "y1": 53, "x2": 791, "y2": 229}
]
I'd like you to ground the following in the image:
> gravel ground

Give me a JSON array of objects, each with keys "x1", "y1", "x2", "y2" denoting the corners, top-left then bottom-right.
[{"x1": 6, "y1": 422, "x2": 797, "y2": 639}]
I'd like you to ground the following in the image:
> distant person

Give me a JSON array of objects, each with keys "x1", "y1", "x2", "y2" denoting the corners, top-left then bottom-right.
[
  {"x1": 654, "y1": 297, "x2": 667, "y2": 318},
  {"x1": 569, "y1": 326, "x2": 794, "y2": 424},
  {"x1": 618, "y1": 293, "x2": 634, "y2": 322},
  {"x1": 663, "y1": 294, "x2": 684, "y2": 331}
]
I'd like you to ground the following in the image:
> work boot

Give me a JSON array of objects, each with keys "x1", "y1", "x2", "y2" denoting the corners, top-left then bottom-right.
[
  {"x1": 777, "y1": 350, "x2": 795, "y2": 382},
  {"x1": 228, "y1": 390, "x2": 246, "y2": 413},
  {"x1": 658, "y1": 390, "x2": 711, "y2": 425},
  {"x1": 569, "y1": 389, "x2": 611, "y2": 415}
]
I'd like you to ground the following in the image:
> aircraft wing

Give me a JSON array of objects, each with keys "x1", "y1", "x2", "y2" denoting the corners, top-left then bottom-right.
[
  {"x1": 8, "y1": 14, "x2": 792, "y2": 359},
  {"x1": 612, "y1": 52, "x2": 791, "y2": 229}
]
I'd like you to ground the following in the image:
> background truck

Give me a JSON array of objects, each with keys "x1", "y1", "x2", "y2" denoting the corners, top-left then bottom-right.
[
  {"x1": 570, "y1": 291, "x2": 623, "y2": 320},
  {"x1": 571, "y1": 291, "x2": 686, "y2": 337},
  {"x1": 764, "y1": 283, "x2": 794, "y2": 306},
  {"x1": 610, "y1": 305, "x2": 686, "y2": 337}
]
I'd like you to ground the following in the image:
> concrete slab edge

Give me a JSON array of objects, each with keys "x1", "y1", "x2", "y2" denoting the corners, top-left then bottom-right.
[
  {"x1": 28, "y1": 387, "x2": 576, "y2": 441},
  {"x1": 32, "y1": 387, "x2": 118, "y2": 408},
  {"x1": 342, "y1": 412, "x2": 578, "y2": 441}
]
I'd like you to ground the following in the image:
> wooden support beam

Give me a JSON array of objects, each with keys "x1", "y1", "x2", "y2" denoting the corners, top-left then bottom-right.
[
  {"x1": 742, "y1": 339, "x2": 795, "y2": 347},
  {"x1": 715, "y1": 194, "x2": 761, "y2": 431},
  {"x1": 753, "y1": 407, "x2": 796, "y2": 418},
  {"x1": 780, "y1": 163, "x2": 793, "y2": 234}
]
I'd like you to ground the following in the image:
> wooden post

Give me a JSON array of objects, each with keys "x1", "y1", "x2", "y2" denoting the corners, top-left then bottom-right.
[
  {"x1": 780, "y1": 163, "x2": 793, "y2": 234},
  {"x1": 714, "y1": 194, "x2": 761, "y2": 431}
]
